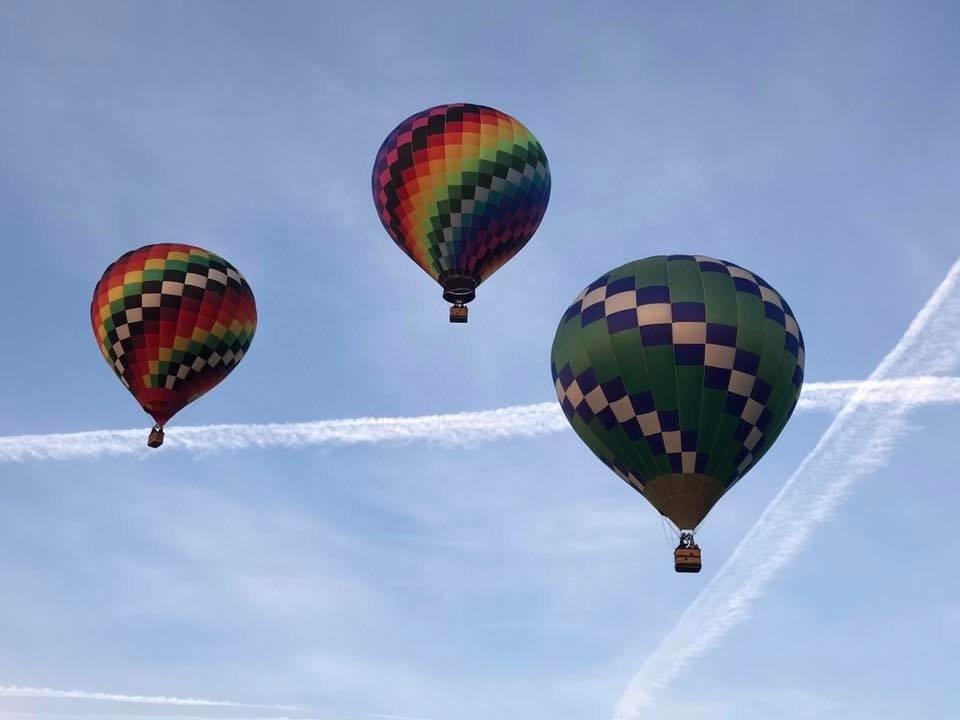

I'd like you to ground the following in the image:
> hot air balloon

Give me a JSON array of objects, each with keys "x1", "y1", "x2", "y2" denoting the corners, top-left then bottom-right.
[
  {"x1": 91, "y1": 243, "x2": 257, "y2": 448},
  {"x1": 551, "y1": 255, "x2": 804, "y2": 572},
  {"x1": 372, "y1": 103, "x2": 551, "y2": 323}
]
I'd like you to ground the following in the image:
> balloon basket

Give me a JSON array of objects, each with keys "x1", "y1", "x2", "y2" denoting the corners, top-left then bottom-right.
[
  {"x1": 449, "y1": 305, "x2": 468, "y2": 323},
  {"x1": 147, "y1": 426, "x2": 164, "y2": 448},
  {"x1": 674, "y1": 546, "x2": 702, "y2": 573}
]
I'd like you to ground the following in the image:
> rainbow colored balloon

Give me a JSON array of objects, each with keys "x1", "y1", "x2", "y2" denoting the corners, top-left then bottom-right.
[
  {"x1": 91, "y1": 243, "x2": 257, "y2": 447},
  {"x1": 372, "y1": 103, "x2": 551, "y2": 322}
]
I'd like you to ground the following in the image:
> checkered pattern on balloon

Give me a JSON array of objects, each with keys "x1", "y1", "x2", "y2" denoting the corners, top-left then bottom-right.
[
  {"x1": 551, "y1": 255, "x2": 804, "y2": 530},
  {"x1": 91, "y1": 244, "x2": 257, "y2": 440},
  {"x1": 372, "y1": 104, "x2": 551, "y2": 319}
]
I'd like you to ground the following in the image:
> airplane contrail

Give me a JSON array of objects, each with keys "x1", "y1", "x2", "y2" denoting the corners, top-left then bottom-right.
[
  {"x1": 612, "y1": 258, "x2": 960, "y2": 718},
  {"x1": 1, "y1": 377, "x2": 959, "y2": 464},
  {"x1": 0, "y1": 685, "x2": 298, "y2": 711}
]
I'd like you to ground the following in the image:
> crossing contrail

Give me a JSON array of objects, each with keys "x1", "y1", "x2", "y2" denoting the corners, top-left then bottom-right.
[
  {"x1": 612, "y1": 258, "x2": 960, "y2": 718},
  {"x1": 1, "y1": 377, "x2": 959, "y2": 464}
]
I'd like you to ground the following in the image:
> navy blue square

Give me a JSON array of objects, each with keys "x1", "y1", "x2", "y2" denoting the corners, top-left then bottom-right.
[
  {"x1": 581, "y1": 302, "x2": 606, "y2": 327},
  {"x1": 640, "y1": 324, "x2": 673, "y2": 345},
  {"x1": 733, "y1": 419, "x2": 753, "y2": 443},
  {"x1": 630, "y1": 390, "x2": 656, "y2": 414},
  {"x1": 557, "y1": 363, "x2": 574, "y2": 388},
  {"x1": 668, "y1": 453, "x2": 683, "y2": 472},
  {"x1": 607, "y1": 309, "x2": 639, "y2": 334},
  {"x1": 675, "y1": 344, "x2": 705, "y2": 365},
  {"x1": 596, "y1": 407, "x2": 618, "y2": 430},
  {"x1": 586, "y1": 275, "x2": 610, "y2": 292},
  {"x1": 754, "y1": 273, "x2": 772, "y2": 290},
  {"x1": 671, "y1": 302, "x2": 706, "y2": 322},
  {"x1": 681, "y1": 430, "x2": 698, "y2": 451},
  {"x1": 605, "y1": 276, "x2": 636, "y2": 295},
  {"x1": 575, "y1": 402, "x2": 595, "y2": 423},
  {"x1": 751, "y1": 378, "x2": 772, "y2": 403},
  {"x1": 724, "y1": 393, "x2": 748, "y2": 416},
  {"x1": 784, "y1": 332, "x2": 800, "y2": 356},
  {"x1": 659, "y1": 409, "x2": 680, "y2": 432},
  {"x1": 733, "y1": 446, "x2": 750, "y2": 465},
  {"x1": 733, "y1": 277, "x2": 762, "y2": 297},
  {"x1": 698, "y1": 260, "x2": 729, "y2": 274},
  {"x1": 576, "y1": 367, "x2": 599, "y2": 394},
  {"x1": 667, "y1": 253, "x2": 696, "y2": 261},
  {"x1": 706, "y1": 323, "x2": 737, "y2": 346},
  {"x1": 561, "y1": 397, "x2": 576, "y2": 420},
  {"x1": 647, "y1": 433, "x2": 666, "y2": 455},
  {"x1": 621, "y1": 418, "x2": 643, "y2": 441},
  {"x1": 792, "y1": 365, "x2": 804, "y2": 388},
  {"x1": 756, "y1": 407, "x2": 774, "y2": 431},
  {"x1": 695, "y1": 452, "x2": 709, "y2": 473},
  {"x1": 636, "y1": 285, "x2": 670, "y2": 305},
  {"x1": 563, "y1": 301, "x2": 583, "y2": 322},
  {"x1": 734, "y1": 349, "x2": 760, "y2": 374},
  {"x1": 764, "y1": 302, "x2": 786, "y2": 325},
  {"x1": 601, "y1": 377, "x2": 627, "y2": 402},
  {"x1": 704, "y1": 366, "x2": 732, "y2": 389}
]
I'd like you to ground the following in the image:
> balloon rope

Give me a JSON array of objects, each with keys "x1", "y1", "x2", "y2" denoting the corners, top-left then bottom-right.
[{"x1": 661, "y1": 514, "x2": 680, "y2": 548}]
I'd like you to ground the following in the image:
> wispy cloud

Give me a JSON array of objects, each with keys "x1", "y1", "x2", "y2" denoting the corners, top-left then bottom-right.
[
  {"x1": 2, "y1": 377, "x2": 960, "y2": 464},
  {"x1": 0, "y1": 685, "x2": 298, "y2": 711},
  {"x1": 612, "y1": 258, "x2": 960, "y2": 718}
]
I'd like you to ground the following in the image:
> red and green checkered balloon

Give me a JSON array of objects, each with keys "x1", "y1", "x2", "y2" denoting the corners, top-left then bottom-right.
[
  {"x1": 372, "y1": 103, "x2": 551, "y2": 308},
  {"x1": 91, "y1": 243, "x2": 257, "y2": 429},
  {"x1": 551, "y1": 255, "x2": 805, "y2": 531}
]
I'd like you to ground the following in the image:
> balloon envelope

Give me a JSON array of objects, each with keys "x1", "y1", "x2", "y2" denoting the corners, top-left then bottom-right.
[
  {"x1": 91, "y1": 243, "x2": 257, "y2": 427},
  {"x1": 372, "y1": 103, "x2": 551, "y2": 303},
  {"x1": 551, "y1": 255, "x2": 805, "y2": 529}
]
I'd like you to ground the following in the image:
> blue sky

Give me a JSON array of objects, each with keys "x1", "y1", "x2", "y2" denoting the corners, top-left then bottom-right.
[{"x1": 0, "y1": 1, "x2": 959, "y2": 719}]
